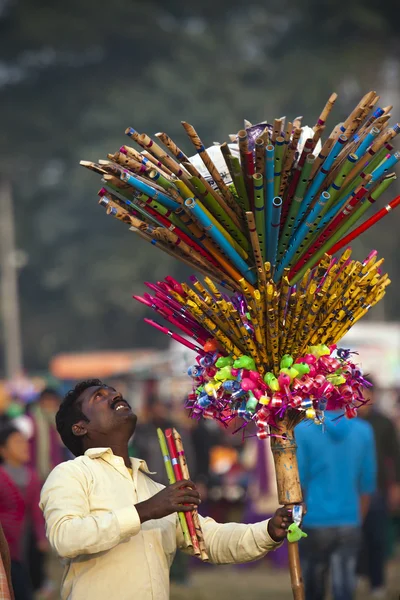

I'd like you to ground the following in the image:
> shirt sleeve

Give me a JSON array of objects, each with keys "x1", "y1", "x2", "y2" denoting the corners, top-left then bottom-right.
[
  {"x1": 359, "y1": 424, "x2": 377, "y2": 495},
  {"x1": 40, "y1": 461, "x2": 141, "y2": 559},
  {"x1": 176, "y1": 515, "x2": 281, "y2": 563}
]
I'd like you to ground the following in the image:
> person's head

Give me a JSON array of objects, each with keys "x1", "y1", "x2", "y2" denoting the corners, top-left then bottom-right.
[
  {"x1": 0, "y1": 426, "x2": 30, "y2": 466},
  {"x1": 38, "y1": 387, "x2": 62, "y2": 415},
  {"x1": 359, "y1": 375, "x2": 377, "y2": 417},
  {"x1": 56, "y1": 380, "x2": 137, "y2": 457}
]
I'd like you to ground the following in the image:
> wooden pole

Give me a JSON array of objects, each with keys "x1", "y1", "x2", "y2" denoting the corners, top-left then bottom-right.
[
  {"x1": 0, "y1": 179, "x2": 23, "y2": 379},
  {"x1": 270, "y1": 417, "x2": 305, "y2": 600}
]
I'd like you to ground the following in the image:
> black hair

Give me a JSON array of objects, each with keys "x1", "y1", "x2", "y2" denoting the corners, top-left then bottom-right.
[
  {"x1": 56, "y1": 379, "x2": 104, "y2": 457},
  {"x1": 0, "y1": 425, "x2": 20, "y2": 448},
  {"x1": 38, "y1": 387, "x2": 62, "y2": 400}
]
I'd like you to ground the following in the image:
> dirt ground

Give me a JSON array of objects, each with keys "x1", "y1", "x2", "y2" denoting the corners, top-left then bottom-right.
[
  {"x1": 42, "y1": 550, "x2": 400, "y2": 599},
  {"x1": 170, "y1": 560, "x2": 400, "y2": 600}
]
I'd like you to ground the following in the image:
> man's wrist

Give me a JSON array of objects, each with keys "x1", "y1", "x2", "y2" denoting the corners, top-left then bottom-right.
[
  {"x1": 135, "y1": 500, "x2": 151, "y2": 524},
  {"x1": 267, "y1": 519, "x2": 284, "y2": 543}
]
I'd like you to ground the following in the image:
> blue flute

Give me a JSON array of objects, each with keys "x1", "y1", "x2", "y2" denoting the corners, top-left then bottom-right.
[
  {"x1": 274, "y1": 191, "x2": 330, "y2": 281},
  {"x1": 265, "y1": 144, "x2": 275, "y2": 244},
  {"x1": 368, "y1": 151, "x2": 400, "y2": 184},
  {"x1": 267, "y1": 197, "x2": 282, "y2": 270},
  {"x1": 291, "y1": 134, "x2": 347, "y2": 234},
  {"x1": 184, "y1": 198, "x2": 257, "y2": 285},
  {"x1": 120, "y1": 171, "x2": 180, "y2": 211},
  {"x1": 355, "y1": 126, "x2": 380, "y2": 158}
]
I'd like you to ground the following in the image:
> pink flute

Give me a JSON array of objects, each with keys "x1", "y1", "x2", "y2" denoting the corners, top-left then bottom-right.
[
  {"x1": 144, "y1": 282, "x2": 184, "y2": 311},
  {"x1": 328, "y1": 194, "x2": 400, "y2": 255},
  {"x1": 363, "y1": 250, "x2": 378, "y2": 265},
  {"x1": 133, "y1": 294, "x2": 200, "y2": 340},
  {"x1": 289, "y1": 186, "x2": 368, "y2": 277},
  {"x1": 148, "y1": 297, "x2": 208, "y2": 341},
  {"x1": 144, "y1": 318, "x2": 204, "y2": 353},
  {"x1": 145, "y1": 292, "x2": 203, "y2": 332}
]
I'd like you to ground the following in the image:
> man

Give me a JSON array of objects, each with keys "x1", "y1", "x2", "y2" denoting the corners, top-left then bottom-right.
[
  {"x1": 40, "y1": 379, "x2": 292, "y2": 600},
  {"x1": 358, "y1": 380, "x2": 400, "y2": 598},
  {"x1": 295, "y1": 409, "x2": 376, "y2": 600}
]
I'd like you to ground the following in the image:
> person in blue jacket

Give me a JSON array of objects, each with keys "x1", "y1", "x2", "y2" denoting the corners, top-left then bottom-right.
[{"x1": 295, "y1": 410, "x2": 376, "y2": 600}]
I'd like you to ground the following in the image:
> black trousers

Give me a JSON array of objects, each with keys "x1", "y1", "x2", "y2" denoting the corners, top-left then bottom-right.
[{"x1": 11, "y1": 561, "x2": 33, "y2": 600}]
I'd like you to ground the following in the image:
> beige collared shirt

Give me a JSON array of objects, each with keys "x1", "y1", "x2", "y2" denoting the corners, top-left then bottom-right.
[{"x1": 40, "y1": 448, "x2": 280, "y2": 600}]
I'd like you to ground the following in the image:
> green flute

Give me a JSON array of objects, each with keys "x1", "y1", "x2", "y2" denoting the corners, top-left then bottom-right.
[
  {"x1": 289, "y1": 174, "x2": 396, "y2": 284},
  {"x1": 157, "y1": 428, "x2": 192, "y2": 548}
]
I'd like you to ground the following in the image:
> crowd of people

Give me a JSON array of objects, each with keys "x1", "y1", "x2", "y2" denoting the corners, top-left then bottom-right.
[{"x1": 0, "y1": 378, "x2": 399, "y2": 599}]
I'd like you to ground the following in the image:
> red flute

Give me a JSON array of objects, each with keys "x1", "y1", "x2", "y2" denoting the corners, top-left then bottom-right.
[
  {"x1": 132, "y1": 199, "x2": 220, "y2": 269},
  {"x1": 328, "y1": 194, "x2": 400, "y2": 255},
  {"x1": 164, "y1": 429, "x2": 201, "y2": 556},
  {"x1": 289, "y1": 185, "x2": 368, "y2": 277},
  {"x1": 143, "y1": 318, "x2": 204, "y2": 353}
]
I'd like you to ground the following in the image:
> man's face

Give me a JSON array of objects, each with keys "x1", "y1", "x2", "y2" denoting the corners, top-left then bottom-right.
[{"x1": 74, "y1": 385, "x2": 137, "y2": 443}]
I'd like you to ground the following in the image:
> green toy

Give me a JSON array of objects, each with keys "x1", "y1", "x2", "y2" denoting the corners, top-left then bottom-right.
[{"x1": 287, "y1": 523, "x2": 308, "y2": 543}]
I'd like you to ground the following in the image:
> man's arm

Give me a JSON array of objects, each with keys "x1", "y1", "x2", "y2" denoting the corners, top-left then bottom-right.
[
  {"x1": 176, "y1": 508, "x2": 291, "y2": 564},
  {"x1": 40, "y1": 462, "x2": 142, "y2": 559}
]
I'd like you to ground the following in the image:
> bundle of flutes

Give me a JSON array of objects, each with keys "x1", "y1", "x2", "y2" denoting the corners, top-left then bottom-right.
[
  {"x1": 157, "y1": 428, "x2": 208, "y2": 561},
  {"x1": 81, "y1": 90, "x2": 399, "y2": 294}
]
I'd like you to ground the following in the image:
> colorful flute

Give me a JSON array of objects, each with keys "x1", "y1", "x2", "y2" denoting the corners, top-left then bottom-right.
[
  {"x1": 172, "y1": 429, "x2": 209, "y2": 561},
  {"x1": 275, "y1": 191, "x2": 330, "y2": 280},
  {"x1": 184, "y1": 198, "x2": 257, "y2": 285},
  {"x1": 253, "y1": 173, "x2": 266, "y2": 260},
  {"x1": 278, "y1": 154, "x2": 315, "y2": 260},
  {"x1": 267, "y1": 197, "x2": 283, "y2": 271},
  {"x1": 265, "y1": 144, "x2": 275, "y2": 244},
  {"x1": 274, "y1": 136, "x2": 285, "y2": 196},
  {"x1": 144, "y1": 318, "x2": 204, "y2": 352},
  {"x1": 355, "y1": 126, "x2": 380, "y2": 157},
  {"x1": 157, "y1": 428, "x2": 192, "y2": 549},
  {"x1": 289, "y1": 175, "x2": 396, "y2": 284},
  {"x1": 291, "y1": 135, "x2": 348, "y2": 234},
  {"x1": 120, "y1": 171, "x2": 180, "y2": 211},
  {"x1": 164, "y1": 429, "x2": 201, "y2": 556},
  {"x1": 328, "y1": 195, "x2": 400, "y2": 255},
  {"x1": 220, "y1": 143, "x2": 251, "y2": 213}
]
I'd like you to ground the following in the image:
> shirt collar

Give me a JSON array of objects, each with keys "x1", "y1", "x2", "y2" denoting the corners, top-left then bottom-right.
[{"x1": 84, "y1": 448, "x2": 154, "y2": 474}]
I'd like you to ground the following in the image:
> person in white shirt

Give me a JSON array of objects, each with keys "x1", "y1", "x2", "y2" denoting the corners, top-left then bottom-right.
[{"x1": 40, "y1": 379, "x2": 292, "y2": 600}]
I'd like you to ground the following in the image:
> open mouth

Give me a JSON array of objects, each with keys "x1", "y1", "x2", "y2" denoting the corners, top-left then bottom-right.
[{"x1": 110, "y1": 398, "x2": 131, "y2": 412}]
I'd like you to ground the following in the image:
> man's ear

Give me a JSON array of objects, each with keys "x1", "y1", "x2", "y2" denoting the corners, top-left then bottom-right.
[{"x1": 72, "y1": 420, "x2": 88, "y2": 438}]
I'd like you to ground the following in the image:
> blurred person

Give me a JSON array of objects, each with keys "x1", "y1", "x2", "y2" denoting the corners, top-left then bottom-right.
[
  {"x1": 40, "y1": 379, "x2": 293, "y2": 600},
  {"x1": 23, "y1": 387, "x2": 66, "y2": 596},
  {"x1": 0, "y1": 521, "x2": 14, "y2": 600},
  {"x1": 27, "y1": 388, "x2": 66, "y2": 482},
  {"x1": 0, "y1": 426, "x2": 47, "y2": 600},
  {"x1": 358, "y1": 379, "x2": 400, "y2": 598},
  {"x1": 295, "y1": 410, "x2": 376, "y2": 600}
]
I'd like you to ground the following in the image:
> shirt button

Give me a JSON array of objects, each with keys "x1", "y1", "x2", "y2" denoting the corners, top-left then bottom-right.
[{"x1": 149, "y1": 543, "x2": 153, "y2": 549}]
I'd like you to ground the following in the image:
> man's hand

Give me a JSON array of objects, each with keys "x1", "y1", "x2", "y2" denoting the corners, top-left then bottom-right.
[
  {"x1": 136, "y1": 480, "x2": 201, "y2": 523},
  {"x1": 267, "y1": 507, "x2": 293, "y2": 542}
]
